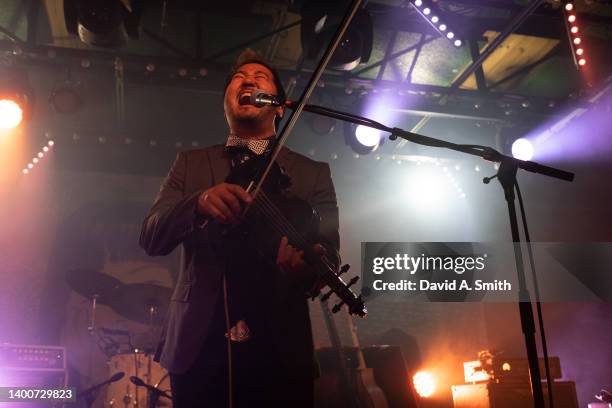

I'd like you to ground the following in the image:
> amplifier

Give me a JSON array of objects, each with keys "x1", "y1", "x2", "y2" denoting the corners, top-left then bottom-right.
[
  {"x1": 493, "y1": 357, "x2": 562, "y2": 383},
  {"x1": 0, "y1": 344, "x2": 66, "y2": 370},
  {"x1": 452, "y1": 381, "x2": 578, "y2": 408},
  {"x1": 0, "y1": 344, "x2": 68, "y2": 408}
]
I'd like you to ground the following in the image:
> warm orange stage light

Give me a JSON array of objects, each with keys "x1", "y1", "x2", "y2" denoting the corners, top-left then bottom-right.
[
  {"x1": 413, "y1": 371, "x2": 436, "y2": 398},
  {"x1": 0, "y1": 99, "x2": 23, "y2": 129}
]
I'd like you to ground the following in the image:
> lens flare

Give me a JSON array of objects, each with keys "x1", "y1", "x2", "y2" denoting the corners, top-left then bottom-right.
[
  {"x1": 511, "y1": 138, "x2": 534, "y2": 161},
  {"x1": 0, "y1": 99, "x2": 23, "y2": 129},
  {"x1": 413, "y1": 371, "x2": 436, "y2": 398}
]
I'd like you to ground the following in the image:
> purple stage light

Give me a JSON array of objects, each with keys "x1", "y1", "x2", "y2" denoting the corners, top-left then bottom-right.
[{"x1": 512, "y1": 138, "x2": 534, "y2": 161}]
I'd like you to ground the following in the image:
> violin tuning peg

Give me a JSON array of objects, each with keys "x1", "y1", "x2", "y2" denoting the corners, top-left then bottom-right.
[
  {"x1": 320, "y1": 290, "x2": 333, "y2": 302},
  {"x1": 338, "y1": 264, "x2": 350, "y2": 276},
  {"x1": 347, "y1": 276, "x2": 359, "y2": 288},
  {"x1": 332, "y1": 301, "x2": 345, "y2": 314}
]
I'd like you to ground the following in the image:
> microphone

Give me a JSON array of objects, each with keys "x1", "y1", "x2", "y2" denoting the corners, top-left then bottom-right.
[
  {"x1": 250, "y1": 90, "x2": 285, "y2": 107},
  {"x1": 129, "y1": 376, "x2": 172, "y2": 399}
]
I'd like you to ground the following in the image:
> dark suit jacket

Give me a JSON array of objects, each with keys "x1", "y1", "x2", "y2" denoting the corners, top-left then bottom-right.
[{"x1": 139, "y1": 144, "x2": 340, "y2": 376}]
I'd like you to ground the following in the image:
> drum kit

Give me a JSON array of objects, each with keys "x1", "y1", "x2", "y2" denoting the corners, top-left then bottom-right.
[{"x1": 66, "y1": 268, "x2": 173, "y2": 408}]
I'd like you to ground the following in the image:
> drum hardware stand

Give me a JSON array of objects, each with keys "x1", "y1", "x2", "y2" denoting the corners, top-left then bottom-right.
[
  {"x1": 87, "y1": 294, "x2": 99, "y2": 332},
  {"x1": 286, "y1": 102, "x2": 574, "y2": 408}
]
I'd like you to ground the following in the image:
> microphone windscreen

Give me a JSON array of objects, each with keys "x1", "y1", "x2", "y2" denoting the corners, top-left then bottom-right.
[
  {"x1": 110, "y1": 371, "x2": 125, "y2": 382},
  {"x1": 129, "y1": 376, "x2": 145, "y2": 386}
]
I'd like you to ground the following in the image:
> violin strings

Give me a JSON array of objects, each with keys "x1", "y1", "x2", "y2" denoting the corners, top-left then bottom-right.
[
  {"x1": 250, "y1": 197, "x2": 308, "y2": 248},
  {"x1": 255, "y1": 191, "x2": 310, "y2": 246},
  {"x1": 249, "y1": 189, "x2": 309, "y2": 246}
]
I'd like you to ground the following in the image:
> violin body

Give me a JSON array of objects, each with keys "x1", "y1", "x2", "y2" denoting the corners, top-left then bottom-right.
[
  {"x1": 208, "y1": 152, "x2": 366, "y2": 316},
  {"x1": 210, "y1": 154, "x2": 321, "y2": 265}
]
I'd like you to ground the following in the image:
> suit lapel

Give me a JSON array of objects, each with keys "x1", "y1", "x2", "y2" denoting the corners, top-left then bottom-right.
[{"x1": 207, "y1": 145, "x2": 232, "y2": 185}]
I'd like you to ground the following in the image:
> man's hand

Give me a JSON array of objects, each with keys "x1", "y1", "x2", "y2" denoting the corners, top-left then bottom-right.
[
  {"x1": 198, "y1": 183, "x2": 252, "y2": 225},
  {"x1": 276, "y1": 236, "x2": 326, "y2": 279}
]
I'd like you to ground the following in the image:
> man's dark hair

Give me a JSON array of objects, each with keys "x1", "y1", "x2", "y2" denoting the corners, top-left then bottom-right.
[{"x1": 224, "y1": 49, "x2": 286, "y2": 131}]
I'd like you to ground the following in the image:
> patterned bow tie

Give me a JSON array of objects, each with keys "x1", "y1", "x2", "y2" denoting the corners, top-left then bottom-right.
[{"x1": 225, "y1": 135, "x2": 273, "y2": 156}]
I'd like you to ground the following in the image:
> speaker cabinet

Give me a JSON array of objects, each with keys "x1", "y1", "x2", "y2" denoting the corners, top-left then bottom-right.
[{"x1": 452, "y1": 382, "x2": 578, "y2": 408}]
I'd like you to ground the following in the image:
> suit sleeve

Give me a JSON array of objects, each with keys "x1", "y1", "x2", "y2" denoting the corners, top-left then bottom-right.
[
  {"x1": 310, "y1": 162, "x2": 341, "y2": 273},
  {"x1": 140, "y1": 151, "x2": 203, "y2": 256}
]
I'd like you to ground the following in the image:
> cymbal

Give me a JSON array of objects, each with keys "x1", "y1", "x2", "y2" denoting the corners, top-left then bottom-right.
[
  {"x1": 110, "y1": 284, "x2": 171, "y2": 325},
  {"x1": 66, "y1": 269, "x2": 123, "y2": 304}
]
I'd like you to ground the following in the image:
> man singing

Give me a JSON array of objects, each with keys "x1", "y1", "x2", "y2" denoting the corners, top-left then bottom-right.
[{"x1": 140, "y1": 49, "x2": 340, "y2": 407}]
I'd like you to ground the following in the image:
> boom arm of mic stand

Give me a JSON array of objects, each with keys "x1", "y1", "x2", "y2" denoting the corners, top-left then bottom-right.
[{"x1": 294, "y1": 103, "x2": 575, "y2": 182}]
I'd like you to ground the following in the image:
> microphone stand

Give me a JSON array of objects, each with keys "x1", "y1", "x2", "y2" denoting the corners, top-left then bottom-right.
[{"x1": 288, "y1": 102, "x2": 574, "y2": 408}]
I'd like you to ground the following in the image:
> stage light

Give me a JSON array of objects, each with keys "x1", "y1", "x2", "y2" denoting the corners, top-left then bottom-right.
[
  {"x1": 413, "y1": 371, "x2": 436, "y2": 398},
  {"x1": 63, "y1": 0, "x2": 144, "y2": 48},
  {"x1": 562, "y1": 1, "x2": 587, "y2": 69},
  {"x1": 300, "y1": 3, "x2": 373, "y2": 71},
  {"x1": 345, "y1": 123, "x2": 384, "y2": 154},
  {"x1": 22, "y1": 169, "x2": 28, "y2": 175},
  {"x1": 355, "y1": 125, "x2": 382, "y2": 147},
  {"x1": 409, "y1": 0, "x2": 462, "y2": 47},
  {"x1": 50, "y1": 86, "x2": 82, "y2": 114},
  {"x1": 48, "y1": 140, "x2": 55, "y2": 147},
  {"x1": 511, "y1": 138, "x2": 534, "y2": 161},
  {"x1": 43, "y1": 146, "x2": 49, "y2": 152},
  {"x1": 38, "y1": 152, "x2": 44, "y2": 158},
  {"x1": 0, "y1": 99, "x2": 23, "y2": 129}
]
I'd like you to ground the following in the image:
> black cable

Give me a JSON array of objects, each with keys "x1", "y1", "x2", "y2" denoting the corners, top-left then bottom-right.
[{"x1": 515, "y1": 180, "x2": 554, "y2": 408}]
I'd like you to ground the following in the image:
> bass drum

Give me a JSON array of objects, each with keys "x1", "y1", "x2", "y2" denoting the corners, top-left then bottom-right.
[{"x1": 105, "y1": 352, "x2": 172, "y2": 407}]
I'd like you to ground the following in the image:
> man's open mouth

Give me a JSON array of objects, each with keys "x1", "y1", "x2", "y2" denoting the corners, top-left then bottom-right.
[{"x1": 238, "y1": 90, "x2": 253, "y2": 104}]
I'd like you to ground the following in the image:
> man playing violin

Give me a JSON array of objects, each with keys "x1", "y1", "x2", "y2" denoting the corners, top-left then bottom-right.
[{"x1": 140, "y1": 49, "x2": 340, "y2": 407}]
